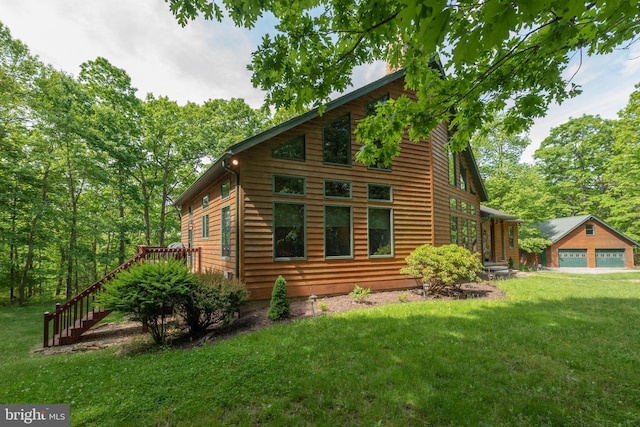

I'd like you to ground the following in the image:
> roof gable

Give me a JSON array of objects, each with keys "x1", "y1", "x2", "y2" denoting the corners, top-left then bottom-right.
[
  {"x1": 175, "y1": 70, "x2": 488, "y2": 205},
  {"x1": 538, "y1": 215, "x2": 639, "y2": 246}
]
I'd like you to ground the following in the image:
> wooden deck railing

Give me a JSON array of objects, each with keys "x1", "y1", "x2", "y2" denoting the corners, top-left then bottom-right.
[{"x1": 43, "y1": 246, "x2": 201, "y2": 347}]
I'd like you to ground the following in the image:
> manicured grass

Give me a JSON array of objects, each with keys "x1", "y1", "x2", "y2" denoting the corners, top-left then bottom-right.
[{"x1": 2, "y1": 272, "x2": 640, "y2": 426}]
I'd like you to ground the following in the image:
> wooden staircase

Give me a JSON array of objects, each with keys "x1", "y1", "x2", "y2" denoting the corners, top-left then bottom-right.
[{"x1": 43, "y1": 246, "x2": 201, "y2": 347}]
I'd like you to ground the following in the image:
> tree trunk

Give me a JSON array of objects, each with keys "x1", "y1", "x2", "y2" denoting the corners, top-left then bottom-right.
[{"x1": 19, "y1": 167, "x2": 50, "y2": 304}]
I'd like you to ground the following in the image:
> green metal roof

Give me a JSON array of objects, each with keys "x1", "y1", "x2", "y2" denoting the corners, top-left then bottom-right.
[
  {"x1": 538, "y1": 215, "x2": 639, "y2": 246},
  {"x1": 175, "y1": 69, "x2": 488, "y2": 205},
  {"x1": 480, "y1": 206, "x2": 524, "y2": 222}
]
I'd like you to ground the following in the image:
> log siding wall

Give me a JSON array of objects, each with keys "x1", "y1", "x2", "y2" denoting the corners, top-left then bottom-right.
[
  {"x1": 180, "y1": 77, "x2": 485, "y2": 300},
  {"x1": 181, "y1": 175, "x2": 236, "y2": 275}
]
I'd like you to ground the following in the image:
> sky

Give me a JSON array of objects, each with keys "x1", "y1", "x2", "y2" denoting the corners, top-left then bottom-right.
[{"x1": 2, "y1": 0, "x2": 639, "y2": 163}]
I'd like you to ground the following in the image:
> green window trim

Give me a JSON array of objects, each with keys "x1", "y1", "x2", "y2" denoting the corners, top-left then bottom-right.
[
  {"x1": 273, "y1": 175, "x2": 306, "y2": 196},
  {"x1": 368, "y1": 207, "x2": 393, "y2": 257},
  {"x1": 202, "y1": 194, "x2": 209, "y2": 210},
  {"x1": 448, "y1": 150, "x2": 457, "y2": 187},
  {"x1": 273, "y1": 202, "x2": 307, "y2": 260},
  {"x1": 459, "y1": 158, "x2": 468, "y2": 191},
  {"x1": 202, "y1": 214, "x2": 209, "y2": 239},
  {"x1": 324, "y1": 180, "x2": 352, "y2": 199},
  {"x1": 221, "y1": 179, "x2": 231, "y2": 201},
  {"x1": 324, "y1": 205, "x2": 353, "y2": 259},
  {"x1": 221, "y1": 205, "x2": 231, "y2": 260},
  {"x1": 450, "y1": 215, "x2": 459, "y2": 245},
  {"x1": 450, "y1": 197, "x2": 457, "y2": 211},
  {"x1": 471, "y1": 220, "x2": 478, "y2": 252},
  {"x1": 585, "y1": 224, "x2": 595, "y2": 236},
  {"x1": 508, "y1": 225, "x2": 515, "y2": 249},
  {"x1": 322, "y1": 113, "x2": 351, "y2": 166},
  {"x1": 367, "y1": 183, "x2": 393, "y2": 202},
  {"x1": 461, "y1": 218, "x2": 469, "y2": 249},
  {"x1": 272, "y1": 135, "x2": 306, "y2": 161}
]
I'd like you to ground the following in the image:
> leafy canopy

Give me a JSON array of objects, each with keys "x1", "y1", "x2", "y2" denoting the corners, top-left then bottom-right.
[{"x1": 165, "y1": 0, "x2": 640, "y2": 161}]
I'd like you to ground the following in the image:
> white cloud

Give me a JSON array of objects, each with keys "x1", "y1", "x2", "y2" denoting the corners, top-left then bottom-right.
[{"x1": 0, "y1": 0, "x2": 265, "y2": 106}]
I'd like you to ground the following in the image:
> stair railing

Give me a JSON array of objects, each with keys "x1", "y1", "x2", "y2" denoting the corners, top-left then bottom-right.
[{"x1": 43, "y1": 246, "x2": 201, "y2": 347}]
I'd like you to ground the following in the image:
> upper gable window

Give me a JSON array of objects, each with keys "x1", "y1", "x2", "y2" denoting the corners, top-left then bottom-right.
[
  {"x1": 365, "y1": 94, "x2": 391, "y2": 171},
  {"x1": 448, "y1": 150, "x2": 457, "y2": 187},
  {"x1": 202, "y1": 194, "x2": 209, "y2": 210},
  {"x1": 365, "y1": 94, "x2": 390, "y2": 116},
  {"x1": 322, "y1": 114, "x2": 351, "y2": 165},
  {"x1": 272, "y1": 135, "x2": 305, "y2": 161},
  {"x1": 586, "y1": 224, "x2": 595, "y2": 236},
  {"x1": 459, "y1": 158, "x2": 468, "y2": 191}
]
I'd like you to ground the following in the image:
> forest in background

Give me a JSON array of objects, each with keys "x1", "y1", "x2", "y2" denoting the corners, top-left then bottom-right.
[
  {"x1": 2, "y1": 20, "x2": 639, "y2": 304},
  {"x1": 0, "y1": 23, "x2": 271, "y2": 303}
]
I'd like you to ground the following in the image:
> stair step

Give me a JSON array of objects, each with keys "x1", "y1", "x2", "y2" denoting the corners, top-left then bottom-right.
[{"x1": 52, "y1": 309, "x2": 113, "y2": 346}]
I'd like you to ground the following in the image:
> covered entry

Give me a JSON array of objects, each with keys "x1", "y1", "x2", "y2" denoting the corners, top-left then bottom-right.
[
  {"x1": 558, "y1": 249, "x2": 587, "y2": 267},
  {"x1": 595, "y1": 249, "x2": 626, "y2": 268}
]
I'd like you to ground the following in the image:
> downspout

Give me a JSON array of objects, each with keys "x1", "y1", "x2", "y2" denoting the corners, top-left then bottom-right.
[{"x1": 222, "y1": 157, "x2": 240, "y2": 280}]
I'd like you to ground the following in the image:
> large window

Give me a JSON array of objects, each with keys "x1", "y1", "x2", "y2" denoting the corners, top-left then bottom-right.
[
  {"x1": 272, "y1": 135, "x2": 305, "y2": 161},
  {"x1": 274, "y1": 203, "x2": 306, "y2": 259},
  {"x1": 450, "y1": 215, "x2": 458, "y2": 244},
  {"x1": 368, "y1": 207, "x2": 393, "y2": 256},
  {"x1": 221, "y1": 206, "x2": 231, "y2": 259},
  {"x1": 273, "y1": 175, "x2": 305, "y2": 196},
  {"x1": 461, "y1": 218, "x2": 469, "y2": 248},
  {"x1": 325, "y1": 205, "x2": 352, "y2": 258},
  {"x1": 202, "y1": 214, "x2": 209, "y2": 239},
  {"x1": 471, "y1": 220, "x2": 478, "y2": 252},
  {"x1": 322, "y1": 114, "x2": 351, "y2": 165},
  {"x1": 324, "y1": 180, "x2": 351, "y2": 199}
]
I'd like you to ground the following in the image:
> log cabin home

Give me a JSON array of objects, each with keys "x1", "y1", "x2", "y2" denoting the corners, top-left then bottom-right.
[{"x1": 175, "y1": 69, "x2": 506, "y2": 300}]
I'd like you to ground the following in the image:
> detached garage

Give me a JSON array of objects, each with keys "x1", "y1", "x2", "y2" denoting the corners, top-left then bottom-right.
[{"x1": 537, "y1": 215, "x2": 638, "y2": 269}]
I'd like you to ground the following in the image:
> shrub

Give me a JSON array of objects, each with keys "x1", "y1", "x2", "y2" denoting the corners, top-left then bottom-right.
[
  {"x1": 101, "y1": 260, "x2": 196, "y2": 344},
  {"x1": 267, "y1": 275, "x2": 290, "y2": 321},
  {"x1": 398, "y1": 292, "x2": 409, "y2": 303},
  {"x1": 400, "y1": 244, "x2": 484, "y2": 296},
  {"x1": 350, "y1": 284, "x2": 371, "y2": 303},
  {"x1": 179, "y1": 269, "x2": 248, "y2": 335},
  {"x1": 318, "y1": 301, "x2": 330, "y2": 313}
]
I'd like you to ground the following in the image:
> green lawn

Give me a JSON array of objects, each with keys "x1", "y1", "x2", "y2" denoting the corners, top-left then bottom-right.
[{"x1": 2, "y1": 272, "x2": 640, "y2": 426}]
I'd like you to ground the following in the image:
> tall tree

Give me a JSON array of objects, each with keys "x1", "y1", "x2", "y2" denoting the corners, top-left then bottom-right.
[
  {"x1": 534, "y1": 115, "x2": 615, "y2": 217},
  {"x1": 471, "y1": 114, "x2": 530, "y2": 180},
  {"x1": 165, "y1": 0, "x2": 640, "y2": 160},
  {"x1": 605, "y1": 84, "x2": 640, "y2": 241},
  {"x1": 78, "y1": 57, "x2": 143, "y2": 265}
]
